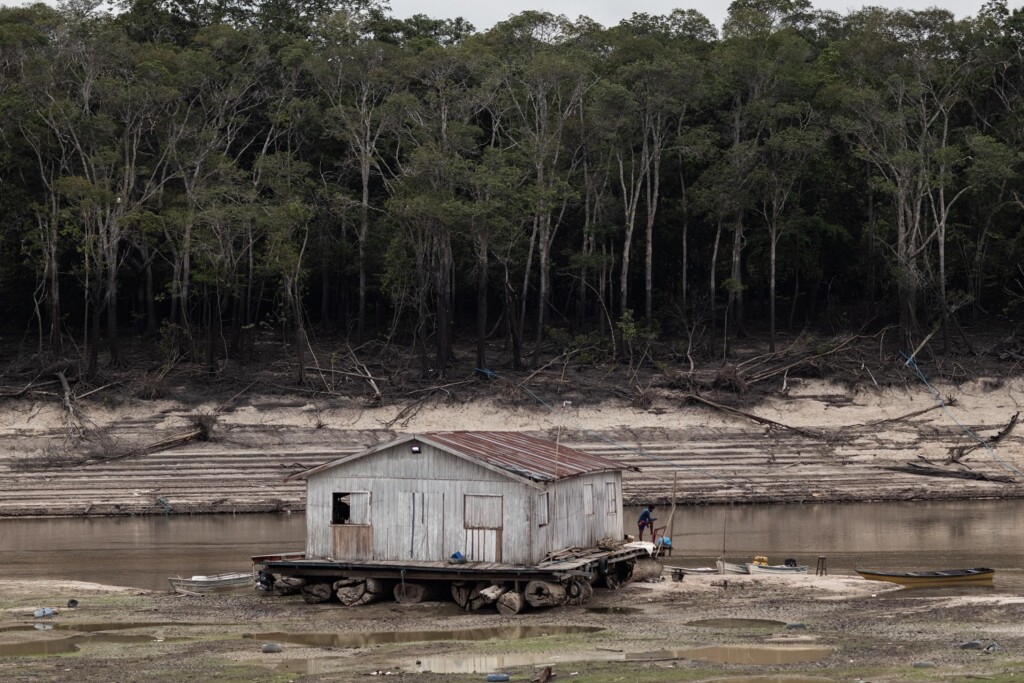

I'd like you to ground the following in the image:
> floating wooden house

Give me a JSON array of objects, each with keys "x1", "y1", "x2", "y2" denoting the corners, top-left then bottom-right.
[{"x1": 288, "y1": 431, "x2": 630, "y2": 566}]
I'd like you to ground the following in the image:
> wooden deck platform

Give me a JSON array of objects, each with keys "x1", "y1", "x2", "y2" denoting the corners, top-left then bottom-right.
[{"x1": 255, "y1": 544, "x2": 651, "y2": 583}]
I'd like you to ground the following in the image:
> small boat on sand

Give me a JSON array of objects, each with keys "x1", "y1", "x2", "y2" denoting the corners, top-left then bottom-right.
[
  {"x1": 678, "y1": 566, "x2": 719, "y2": 575},
  {"x1": 168, "y1": 572, "x2": 252, "y2": 594},
  {"x1": 716, "y1": 559, "x2": 750, "y2": 575},
  {"x1": 746, "y1": 562, "x2": 809, "y2": 574},
  {"x1": 855, "y1": 567, "x2": 995, "y2": 586}
]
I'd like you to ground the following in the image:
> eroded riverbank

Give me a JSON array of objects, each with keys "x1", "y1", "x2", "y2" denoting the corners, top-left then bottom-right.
[{"x1": 2, "y1": 377, "x2": 1024, "y2": 517}]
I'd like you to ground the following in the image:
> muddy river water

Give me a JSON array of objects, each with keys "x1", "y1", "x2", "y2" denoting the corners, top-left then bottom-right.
[{"x1": 3, "y1": 499, "x2": 1024, "y2": 591}]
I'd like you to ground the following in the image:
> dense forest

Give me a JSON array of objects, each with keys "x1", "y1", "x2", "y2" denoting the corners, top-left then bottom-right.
[{"x1": 1, "y1": 0, "x2": 1023, "y2": 384}]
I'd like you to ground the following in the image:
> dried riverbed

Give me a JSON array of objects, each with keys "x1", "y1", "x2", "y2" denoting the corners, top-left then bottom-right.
[{"x1": 4, "y1": 574, "x2": 1024, "y2": 682}]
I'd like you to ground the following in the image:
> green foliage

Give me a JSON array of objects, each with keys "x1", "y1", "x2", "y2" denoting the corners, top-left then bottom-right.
[{"x1": 1, "y1": 0, "x2": 1023, "y2": 368}]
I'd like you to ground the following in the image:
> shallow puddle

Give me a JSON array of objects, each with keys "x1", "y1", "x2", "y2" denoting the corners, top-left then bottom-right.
[
  {"x1": 275, "y1": 659, "x2": 334, "y2": 674},
  {"x1": 0, "y1": 622, "x2": 199, "y2": 633},
  {"x1": 687, "y1": 619, "x2": 787, "y2": 629},
  {"x1": 0, "y1": 633, "x2": 157, "y2": 657},
  {"x1": 245, "y1": 624, "x2": 602, "y2": 648},
  {"x1": 410, "y1": 644, "x2": 832, "y2": 673},
  {"x1": 586, "y1": 607, "x2": 643, "y2": 615}
]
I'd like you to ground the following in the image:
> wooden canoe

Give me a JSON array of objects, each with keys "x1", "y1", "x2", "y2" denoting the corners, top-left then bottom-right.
[
  {"x1": 855, "y1": 567, "x2": 995, "y2": 586},
  {"x1": 168, "y1": 572, "x2": 252, "y2": 593}
]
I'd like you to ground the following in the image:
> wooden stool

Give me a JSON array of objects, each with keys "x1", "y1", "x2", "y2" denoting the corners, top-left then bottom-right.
[{"x1": 815, "y1": 556, "x2": 827, "y2": 576}]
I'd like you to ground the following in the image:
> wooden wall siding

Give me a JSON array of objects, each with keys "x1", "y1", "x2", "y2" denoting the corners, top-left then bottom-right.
[
  {"x1": 305, "y1": 442, "x2": 623, "y2": 565},
  {"x1": 332, "y1": 524, "x2": 372, "y2": 560},
  {"x1": 531, "y1": 472, "x2": 623, "y2": 560},
  {"x1": 465, "y1": 528, "x2": 502, "y2": 562},
  {"x1": 464, "y1": 494, "x2": 503, "y2": 529},
  {"x1": 390, "y1": 491, "x2": 445, "y2": 561},
  {"x1": 305, "y1": 443, "x2": 534, "y2": 563}
]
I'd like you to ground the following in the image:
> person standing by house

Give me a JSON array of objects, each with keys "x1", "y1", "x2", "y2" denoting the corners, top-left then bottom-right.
[{"x1": 637, "y1": 504, "x2": 657, "y2": 542}]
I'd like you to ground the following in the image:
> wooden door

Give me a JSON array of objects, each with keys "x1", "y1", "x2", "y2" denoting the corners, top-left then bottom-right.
[
  {"x1": 394, "y1": 492, "x2": 445, "y2": 561},
  {"x1": 463, "y1": 494, "x2": 503, "y2": 562}
]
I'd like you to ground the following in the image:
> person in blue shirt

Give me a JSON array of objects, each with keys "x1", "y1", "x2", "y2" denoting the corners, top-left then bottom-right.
[{"x1": 637, "y1": 504, "x2": 657, "y2": 542}]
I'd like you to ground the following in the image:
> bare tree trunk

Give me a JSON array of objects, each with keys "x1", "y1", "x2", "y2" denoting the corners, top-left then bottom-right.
[
  {"x1": 476, "y1": 234, "x2": 489, "y2": 370},
  {"x1": 709, "y1": 218, "x2": 722, "y2": 352},
  {"x1": 728, "y1": 214, "x2": 745, "y2": 336},
  {"x1": 769, "y1": 222, "x2": 777, "y2": 353}
]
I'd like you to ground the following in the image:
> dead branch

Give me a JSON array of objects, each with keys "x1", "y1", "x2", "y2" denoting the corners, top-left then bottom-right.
[
  {"x1": 401, "y1": 378, "x2": 474, "y2": 397},
  {"x1": 681, "y1": 393, "x2": 827, "y2": 440},
  {"x1": 0, "y1": 378, "x2": 60, "y2": 398},
  {"x1": 76, "y1": 381, "x2": 122, "y2": 400},
  {"x1": 80, "y1": 427, "x2": 206, "y2": 466},
  {"x1": 347, "y1": 346, "x2": 382, "y2": 404},
  {"x1": 742, "y1": 334, "x2": 859, "y2": 386},
  {"x1": 862, "y1": 403, "x2": 946, "y2": 427},
  {"x1": 309, "y1": 366, "x2": 386, "y2": 382},
  {"x1": 947, "y1": 412, "x2": 1020, "y2": 463},
  {"x1": 215, "y1": 380, "x2": 258, "y2": 414},
  {"x1": 882, "y1": 462, "x2": 1014, "y2": 484}
]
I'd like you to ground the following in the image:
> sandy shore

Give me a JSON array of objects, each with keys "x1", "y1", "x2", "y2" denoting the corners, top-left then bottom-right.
[{"x1": 3, "y1": 572, "x2": 1024, "y2": 682}]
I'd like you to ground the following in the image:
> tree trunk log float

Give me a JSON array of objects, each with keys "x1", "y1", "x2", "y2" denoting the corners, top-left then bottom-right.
[
  {"x1": 631, "y1": 558, "x2": 664, "y2": 582},
  {"x1": 496, "y1": 591, "x2": 526, "y2": 616},
  {"x1": 301, "y1": 582, "x2": 333, "y2": 604},
  {"x1": 469, "y1": 584, "x2": 508, "y2": 610},
  {"x1": 524, "y1": 580, "x2": 567, "y2": 608},
  {"x1": 394, "y1": 582, "x2": 439, "y2": 605},
  {"x1": 602, "y1": 560, "x2": 635, "y2": 590},
  {"x1": 337, "y1": 578, "x2": 394, "y2": 606},
  {"x1": 451, "y1": 581, "x2": 488, "y2": 609},
  {"x1": 275, "y1": 577, "x2": 305, "y2": 596},
  {"x1": 565, "y1": 579, "x2": 594, "y2": 606}
]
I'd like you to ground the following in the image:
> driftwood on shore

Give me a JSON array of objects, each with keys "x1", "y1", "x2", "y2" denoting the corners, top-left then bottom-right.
[
  {"x1": 882, "y1": 462, "x2": 1015, "y2": 484},
  {"x1": 948, "y1": 412, "x2": 1020, "y2": 463}
]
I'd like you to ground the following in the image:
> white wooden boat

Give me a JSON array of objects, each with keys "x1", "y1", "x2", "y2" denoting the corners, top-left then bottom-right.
[
  {"x1": 716, "y1": 559, "x2": 750, "y2": 575},
  {"x1": 745, "y1": 562, "x2": 809, "y2": 574},
  {"x1": 168, "y1": 572, "x2": 252, "y2": 593},
  {"x1": 679, "y1": 566, "x2": 719, "y2": 575}
]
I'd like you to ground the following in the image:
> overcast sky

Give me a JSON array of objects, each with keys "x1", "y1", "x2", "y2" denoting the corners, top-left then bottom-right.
[{"x1": 3, "y1": 0, "x2": 1017, "y2": 31}]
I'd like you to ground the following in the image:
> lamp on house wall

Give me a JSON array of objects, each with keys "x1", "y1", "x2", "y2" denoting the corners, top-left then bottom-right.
[{"x1": 411, "y1": 445, "x2": 421, "y2": 453}]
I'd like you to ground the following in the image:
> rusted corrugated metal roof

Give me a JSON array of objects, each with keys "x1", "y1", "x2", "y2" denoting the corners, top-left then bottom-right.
[{"x1": 419, "y1": 431, "x2": 628, "y2": 482}]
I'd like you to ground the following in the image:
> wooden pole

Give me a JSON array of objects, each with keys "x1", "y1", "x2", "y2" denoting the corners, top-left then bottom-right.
[{"x1": 667, "y1": 473, "x2": 675, "y2": 540}]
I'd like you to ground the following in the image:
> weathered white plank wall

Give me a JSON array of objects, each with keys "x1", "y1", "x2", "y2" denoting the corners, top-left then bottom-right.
[{"x1": 306, "y1": 441, "x2": 624, "y2": 565}]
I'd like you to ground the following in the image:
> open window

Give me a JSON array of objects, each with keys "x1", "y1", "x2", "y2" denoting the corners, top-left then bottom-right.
[{"x1": 332, "y1": 492, "x2": 369, "y2": 525}]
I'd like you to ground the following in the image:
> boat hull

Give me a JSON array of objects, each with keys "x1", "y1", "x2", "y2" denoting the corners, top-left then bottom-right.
[
  {"x1": 168, "y1": 572, "x2": 253, "y2": 593},
  {"x1": 716, "y1": 560, "x2": 750, "y2": 575},
  {"x1": 856, "y1": 568, "x2": 995, "y2": 586},
  {"x1": 679, "y1": 567, "x2": 719, "y2": 575},
  {"x1": 746, "y1": 563, "x2": 809, "y2": 574}
]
